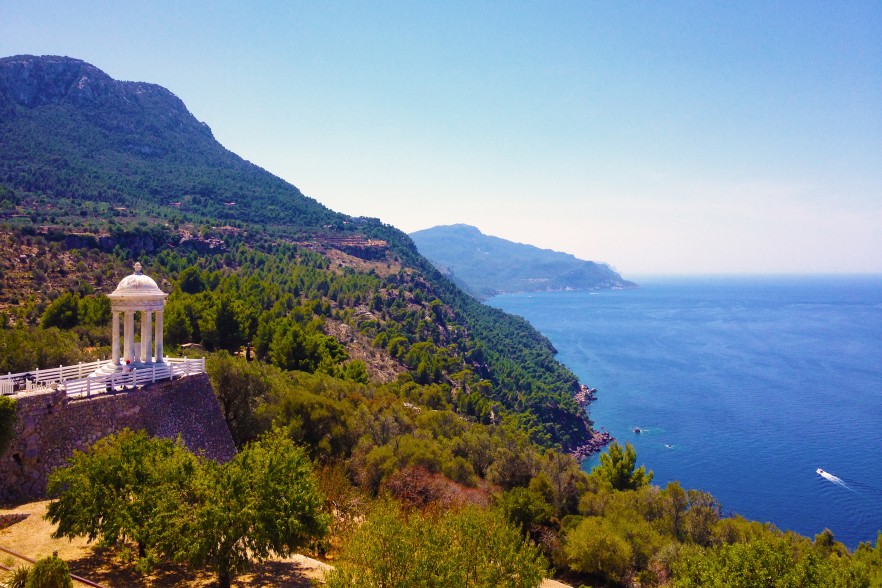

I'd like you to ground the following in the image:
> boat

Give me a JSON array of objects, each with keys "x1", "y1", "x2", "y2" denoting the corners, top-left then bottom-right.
[{"x1": 817, "y1": 468, "x2": 826, "y2": 476}]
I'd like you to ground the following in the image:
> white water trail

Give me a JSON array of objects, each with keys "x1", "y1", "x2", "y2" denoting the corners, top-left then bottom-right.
[
  {"x1": 819, "y1": 470, "x2": 856, "y2": 492},
  {"x1": 837, "y1": 476, "x2": 882, "y2": 497}
]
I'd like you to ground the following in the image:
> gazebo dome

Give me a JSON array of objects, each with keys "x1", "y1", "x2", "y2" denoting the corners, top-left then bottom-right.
[{"x1": 110, "y1": 262, "x2": 164, "y2": 297}]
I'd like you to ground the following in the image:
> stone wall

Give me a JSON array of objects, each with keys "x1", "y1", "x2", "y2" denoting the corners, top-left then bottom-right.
[{"x1": 0, "y1": 373, "x2": 236, "y2": 503}]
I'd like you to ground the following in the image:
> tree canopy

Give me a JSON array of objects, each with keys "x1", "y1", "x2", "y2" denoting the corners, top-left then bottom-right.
[
  {"x1": 45, "y1": 428, "x2": 327, "y2": 587},
  {"x1": 326, "y1": 501, "x2": 547, "y2": 588},
  {"x1": 591, "y1": 441, "x2": 653, "y2": 491}
]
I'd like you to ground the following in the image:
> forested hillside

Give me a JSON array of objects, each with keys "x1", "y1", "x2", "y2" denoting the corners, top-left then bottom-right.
[
  {"x1": 0, "y1": 54, "x2": 591, "y2": 452},
  {"x1": 2, "y1": 55, "x2": 880, "y2": 587}
]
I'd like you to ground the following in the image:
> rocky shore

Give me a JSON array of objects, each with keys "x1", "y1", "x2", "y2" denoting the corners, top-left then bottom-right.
[
  {"x1": 571, "y1": 430, "x2": 615, "y2": 462},
  {"x1": 574, "y1": 383, "x2": 597, "y2": 406},
  {"x1": 571, "y1": 383, "x2": 614, "y2": 462}
]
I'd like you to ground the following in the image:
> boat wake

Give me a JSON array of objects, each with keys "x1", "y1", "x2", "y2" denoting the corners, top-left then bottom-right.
[{"x1": 818, "y1": 468, "x2": 851, "y2": 490}]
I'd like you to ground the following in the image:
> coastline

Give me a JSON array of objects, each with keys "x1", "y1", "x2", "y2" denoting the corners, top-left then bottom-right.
[
  {"x1": 490, "y1": 279, "x2": 882, "y2": 548},
  {"x1": 570, "y1": 383, "x2": 613, "y2": 462}
]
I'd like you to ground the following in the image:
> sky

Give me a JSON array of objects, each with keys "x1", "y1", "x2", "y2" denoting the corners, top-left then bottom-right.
[{"x1": 2, "y1": 1, "x2": 880, "y2": 275}]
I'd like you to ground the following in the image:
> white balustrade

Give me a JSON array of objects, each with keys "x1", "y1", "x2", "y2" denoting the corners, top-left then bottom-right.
[{"x1": 0, "y1": 357, "x2": 206, "y2": 398}]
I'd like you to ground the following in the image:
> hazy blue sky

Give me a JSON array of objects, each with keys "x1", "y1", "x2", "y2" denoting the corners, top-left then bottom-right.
[{"x1": 2, "y1": 1, "x2": 880, "y2": 275}]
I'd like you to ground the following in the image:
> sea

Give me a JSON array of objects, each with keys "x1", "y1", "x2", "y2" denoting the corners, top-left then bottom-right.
[{"x1": 488, "y1": 275, "x2": 882, "y2": 549}]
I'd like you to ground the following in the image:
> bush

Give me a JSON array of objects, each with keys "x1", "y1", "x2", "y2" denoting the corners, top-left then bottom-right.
[
  {"x1": 564, "y1": 516, "x2": 633, "y2": 584},
  {"x1": 326, "y1": 502, "x2": 547, "y2": 588},
  {"x1": 0, "y1": 396, "x2": 16, "y2": 456},
  {"x1": 24, "y1": 555, "x2": 72, "y2": 588},
  {"x1": 0, "y1": 327, "x2": 87, "y2": 373}
]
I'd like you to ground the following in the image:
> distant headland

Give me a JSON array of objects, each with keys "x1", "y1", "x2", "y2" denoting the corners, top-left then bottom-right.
[{"x1": 410, "y1": 224, "x2": 637, "y2": 299}]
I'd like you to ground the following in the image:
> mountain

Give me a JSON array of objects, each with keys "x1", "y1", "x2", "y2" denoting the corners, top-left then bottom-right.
[
  {"x1": 0, "y1": 55, "x2": 595, "y2": 452},
  {"x1": 410, "y1": 224, "x2": 636, "y2": 299},
  {"x1": 0, "y1": 54, "x2": 339, "y2": 232}
]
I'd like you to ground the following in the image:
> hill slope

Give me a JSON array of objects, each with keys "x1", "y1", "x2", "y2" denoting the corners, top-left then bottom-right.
[
  {"x1": 0, "y1": 55, "x2": 595, "y2": 452},
  {"x1": 411, "y1": 224, "x2": 636, "y2": 299},
  {"x1": 0, "y1": 54, "x2": 339, "y2": 232}
]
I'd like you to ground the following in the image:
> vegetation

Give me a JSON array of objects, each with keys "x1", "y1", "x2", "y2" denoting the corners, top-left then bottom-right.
[
  {"x1": 592, "y1": 441, "x2": 654, "y2": 491},
  {"x1": 410, "y1": 223, "x2": 636, "y2": 298},
  {"x1": 45, "y1": 429, "x2": 328, "y2": 588},
  {"x1": 326, "y1": 501, "x2": 548, "y2": 588},
  {"x1": 186, "y1": 354, "x2": 882, "y2": 586},
  {"x1": 22, "y1": 555, "x2": 73, "y2": 588},
  {"x1": 5, "y1": 565, "x2": 31, "y2": 588},
  {"x1": 0, "y1": 395, "x2": 15, "y2": 455},
  {"x1": 3, "y1": 55, "x2": 881, "y2": 587}
]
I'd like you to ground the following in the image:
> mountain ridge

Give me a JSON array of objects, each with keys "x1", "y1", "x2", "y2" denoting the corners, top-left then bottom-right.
[{"x1": 411, "y1": 223, "x2": 636, "y2": 299}]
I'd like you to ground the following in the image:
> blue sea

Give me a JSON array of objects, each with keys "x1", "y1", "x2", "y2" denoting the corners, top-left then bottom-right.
[{"x1": 489, "y1": 275, "x2": 882, "y2": 549}]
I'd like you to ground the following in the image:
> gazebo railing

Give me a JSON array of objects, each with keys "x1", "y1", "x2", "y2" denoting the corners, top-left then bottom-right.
[{"x1": 0, "y1": 357, "x2": 206, "y2": 398}]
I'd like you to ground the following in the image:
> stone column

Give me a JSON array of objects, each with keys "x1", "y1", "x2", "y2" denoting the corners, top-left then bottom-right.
[
  {"x1": 124, "y1": 311, "x2": 135, "y2": 363},
  {"x1": 141, "y1": 310, "x2": 153, "y2": 364},
  {"x1": 154, "y1": 310, "x2": 164, "y2": 363},
  {"x1": 111, "y1": 311, "x2": 121, "y2": 365}
]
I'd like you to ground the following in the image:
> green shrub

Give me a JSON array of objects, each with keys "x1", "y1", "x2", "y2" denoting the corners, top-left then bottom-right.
[
  {"x1": 24, "y1": 555, "x2": 72, "y2": 588},
  {"x1": 6, "y1": 565, "x2": 30, "y2": 588},
  {"x1": 326, "y1": 502, "x2": 547, "y2": 588}
]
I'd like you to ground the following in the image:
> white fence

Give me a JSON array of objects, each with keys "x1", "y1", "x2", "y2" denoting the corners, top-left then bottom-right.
[{"x1": 0, "y1": 357, "x2": 206, "y2": 398}]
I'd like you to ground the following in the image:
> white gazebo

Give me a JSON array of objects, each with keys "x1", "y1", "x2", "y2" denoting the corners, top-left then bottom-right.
[
  {"x1": 0, "y1": 262, "x2": 203, "y2": 396},
  {"x1": 107, "y1": 262, "x2": 168, "y2": 369}
]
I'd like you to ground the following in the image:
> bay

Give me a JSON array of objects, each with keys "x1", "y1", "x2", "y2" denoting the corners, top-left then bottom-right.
[{"x1": 489, "y1": 275, "x2": 882, "y2": 549}]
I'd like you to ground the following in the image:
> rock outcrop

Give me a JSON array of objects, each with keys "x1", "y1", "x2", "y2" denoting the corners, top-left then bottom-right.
[{"x1": 0, "y1": 54, "x2": 213, "y2": 138}]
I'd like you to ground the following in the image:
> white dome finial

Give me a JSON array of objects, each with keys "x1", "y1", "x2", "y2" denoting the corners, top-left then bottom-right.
[{"x1": 134, "y1": 262, "x2": 142, "y2": 274}]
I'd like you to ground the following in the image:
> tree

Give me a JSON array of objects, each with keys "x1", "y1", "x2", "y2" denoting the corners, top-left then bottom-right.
[
  {"x1": 163, "y1": 300, "x2": 193, "y2": 346},
  {"x1": 40, "y1": 292, "x2": 79, "y2": 329},
  {"x1": 270, "y1": 323, "x2": 318, "y2": 372},
  {"x1": 342, "y1": 359, "x2": 370, "y2": 384},
  {"x1": 0, "y1": 327, "x2": 85, "y2": 373},
  {"x1": 206, "y1": 351, "x2": 273, "y2": 446},
  {"x1": 78, "y1": 294, "x2": 111, "y2": 327},
  {"x1": 45, "y1": 430, "x2": 198, "y2": 560},
  {"x1": 564, "y1": 516, "x2": 633, "y2": 584},
  {"x1": 45, "y1": 428, "x2": 328, "y2": 588},
  {"x1": 178, "y1": 265, "x2": 206, "y2": 294},
  {"x1": 201, "y1": 296, "x2": 244, "y2": 352},
  {"x1": 671, "y1": 535, "x2": 862, "y2": 588},
  {"x1": 326, "y1": 502, "x2": 547, "y2": 588},
  {"x1": 170, "y1": 429, "x2": 328, "y2": 588},
  {"x1": 496, "y1": 487, "x2": 554, "y2": 532},
  {"x1": 591, "y1": 442, "x2": 653, "y2": 491}
]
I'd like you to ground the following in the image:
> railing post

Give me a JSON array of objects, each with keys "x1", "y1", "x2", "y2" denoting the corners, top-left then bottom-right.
[{"x1": 86, "y1": 377, "x2": 91, "y2": 398}]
